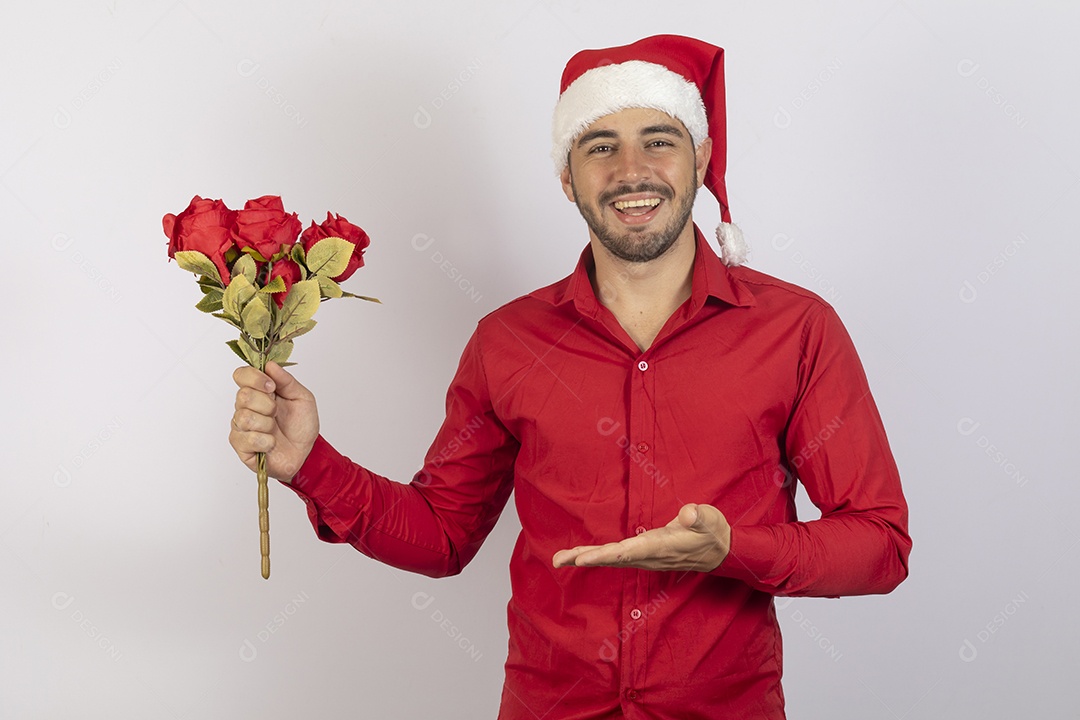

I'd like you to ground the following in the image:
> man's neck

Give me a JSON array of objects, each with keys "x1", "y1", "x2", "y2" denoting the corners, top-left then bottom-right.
[{"x1": 589, "y1": 226, "x2": 696, "y2": 352}]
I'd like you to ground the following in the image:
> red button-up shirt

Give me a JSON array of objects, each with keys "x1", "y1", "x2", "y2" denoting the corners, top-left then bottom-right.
[{"x1": 289, "y1": 227, "x2": 911, "y2": 719}]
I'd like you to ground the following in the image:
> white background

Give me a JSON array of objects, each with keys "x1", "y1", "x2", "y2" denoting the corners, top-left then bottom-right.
[{"x1": 3, "y1": 1, "x2": 1077, "y2": 718}]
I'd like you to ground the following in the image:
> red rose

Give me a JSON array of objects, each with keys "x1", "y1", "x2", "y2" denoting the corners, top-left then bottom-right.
[
  {"x1": 300, "y1": 212, "x2": 370, "y2": 282},
  {"x1": 268, "y1": 257, "x2": 302, "y2": 308},
  {"x1": 162, "y1": 196, "x2": 236, "y2": 284},
  {"x1": 232, "y1": 195, "x2": 302, "y2": 262}
]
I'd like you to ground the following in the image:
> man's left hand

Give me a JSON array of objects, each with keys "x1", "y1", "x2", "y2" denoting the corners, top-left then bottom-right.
[{"x1": 552, "y1": 503, "x2": 731, "y2": 572}]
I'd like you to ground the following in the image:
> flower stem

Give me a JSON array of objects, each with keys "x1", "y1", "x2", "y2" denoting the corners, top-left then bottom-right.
[
  {"x1": 256, "y1": 335, "x2": 271, "y2": 580},
  {"x1": 258, "y1": 450, "x2": 270, "y2": 579}
]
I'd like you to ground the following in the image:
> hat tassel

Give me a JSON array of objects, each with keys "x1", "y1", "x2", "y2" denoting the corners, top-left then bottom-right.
[{"x1": 716, "y1": 222, "x2": 748, "y2": 267}]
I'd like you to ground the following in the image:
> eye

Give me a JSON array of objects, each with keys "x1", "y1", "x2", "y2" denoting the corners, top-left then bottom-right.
[
  {"x1": 588, "y1": 144, "x2": 614, "y2": 154},
  {"x1": 647, "y1": 139, "x2": 674, "y2": 148}
]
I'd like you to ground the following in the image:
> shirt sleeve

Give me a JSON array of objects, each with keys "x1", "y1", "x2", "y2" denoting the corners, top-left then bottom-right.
[
  {"x1": 284, "y1": 327, "x2": 519, "y2": 578},
  {"x1": 713, "y1": 303, "x2": 911, "y2": 597}
]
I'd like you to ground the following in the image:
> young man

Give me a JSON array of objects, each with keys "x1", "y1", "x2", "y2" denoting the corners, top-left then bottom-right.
[{"x1": 229, "y1": 35, "x2": 910, "y2": 719}]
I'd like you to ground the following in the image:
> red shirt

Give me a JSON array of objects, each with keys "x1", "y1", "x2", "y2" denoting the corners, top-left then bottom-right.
[{"x1": 289, "y1": 227, "x2": 911, "y2": 719}]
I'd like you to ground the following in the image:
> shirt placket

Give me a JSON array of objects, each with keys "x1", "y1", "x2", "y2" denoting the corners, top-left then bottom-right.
[{"x1": 620, "y1": 350, "x2": 657, "y2": 708}]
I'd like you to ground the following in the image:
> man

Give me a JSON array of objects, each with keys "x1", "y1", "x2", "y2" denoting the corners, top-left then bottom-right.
[{"x1": 229, "y1": 35, "x2": 910, "y2": 719}]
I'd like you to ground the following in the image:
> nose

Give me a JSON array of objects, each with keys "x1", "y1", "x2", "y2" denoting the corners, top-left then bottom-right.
[{"x1": 615, "y1": 144, "x2": 651, "y2": 182}]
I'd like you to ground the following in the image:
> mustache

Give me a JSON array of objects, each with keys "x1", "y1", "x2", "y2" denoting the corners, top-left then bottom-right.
[{"x1": 598, "y1": 183, "x2": 673, "y2": 206}]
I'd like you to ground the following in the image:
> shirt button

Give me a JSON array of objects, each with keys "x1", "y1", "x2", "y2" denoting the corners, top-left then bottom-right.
[
  {"x1": 630, "y1": 608, "x2": 642, "y2": 620},
  {"x1": 625, "y1": 688, "x2": 639, "y2": 701},
  {"x1": 635, "y1": 525, "x2": 647, "y2": 535},
  {"x1": 637, "y1": 360, "x2": 648, "y2": 371},
  {"x1": 636, "y1": 441, "x2": 649, "y2": 453}
]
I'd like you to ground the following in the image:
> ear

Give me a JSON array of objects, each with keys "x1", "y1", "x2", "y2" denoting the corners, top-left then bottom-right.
[
  {"x1": 559, "y1": 162, "x2": 576, "y2": 203},
  {"x1": 694, "y1": 137, "x2": 712, "y2": 188}
]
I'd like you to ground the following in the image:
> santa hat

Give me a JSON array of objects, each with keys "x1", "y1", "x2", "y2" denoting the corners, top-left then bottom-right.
[{"x1": 552, "y1": 35, "x2": 748, "y2": 266}]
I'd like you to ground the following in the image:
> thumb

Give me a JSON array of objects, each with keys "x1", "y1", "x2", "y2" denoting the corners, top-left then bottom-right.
[
  {"x1": 264, "y1": 361, "x2": 308, "y2": 400},
  {"x1": 679, "y1": 503, "x2": 719, "y2": 533},
  {"x1": 677, "y1": 503, "x2": 703, "y2": 530}
]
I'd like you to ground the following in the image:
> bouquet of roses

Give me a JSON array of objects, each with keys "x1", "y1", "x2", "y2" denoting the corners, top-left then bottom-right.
[{"x1": 164, "y1": 194, "x2": 378, "y2": 579}]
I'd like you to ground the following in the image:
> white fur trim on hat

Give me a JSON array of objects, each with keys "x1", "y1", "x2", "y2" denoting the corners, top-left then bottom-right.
[
  {"x1": 716, "y1": 222, "x2": 748, "y2": 267},
  {"x1": 552, "y1": 60, "x2": 708, "y2": 174}
]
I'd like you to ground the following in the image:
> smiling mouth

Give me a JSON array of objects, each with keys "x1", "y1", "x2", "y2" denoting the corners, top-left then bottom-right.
[{"x1": 612, "y1": 197, "x2": 662, "y2": 216}]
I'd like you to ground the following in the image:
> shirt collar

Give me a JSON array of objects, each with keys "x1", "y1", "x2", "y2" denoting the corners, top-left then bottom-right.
[{"x1": 532, "y1": 224, "x2": 756, "y2": 315}]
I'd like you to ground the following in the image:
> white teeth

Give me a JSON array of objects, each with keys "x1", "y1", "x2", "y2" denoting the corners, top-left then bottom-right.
[{"x1": 614, "y1": 198, "x2": 661, "y2": 210}]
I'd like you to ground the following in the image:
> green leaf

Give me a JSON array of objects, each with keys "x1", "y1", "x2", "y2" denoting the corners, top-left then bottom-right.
[
  {"x1": 259, "y1": 276, "x2": 287, "y2": 294},
  {"x1": 339, "y1": 290, "x2": 382, "y2": 303},
  {"x1": 197, "y1": 275, "x2": 221, "y2": 294},
  {"x1": 279, "y1": 319, "x2": 317, "y2": 342},
  {"x1": 274, "y1": 278, "x2": 321, "y2": 337},
  {"x1": 212, "y1": 312, "x2": 242, "y2": 330},
  {"x1": 291, "y1": 243, "x2": 306, "y2": 266},
  {"x1": 225, "y1": 339, "x2": 249, "y2": 364},
  {"x1": 222, "y1": 274, "x2": 257, "y2": 320},
  {"x1": 238, "y1": 334, "x2": 264, "y2": 368},
  {"x1": 195, "y1": 289, "x2": 224, "y2": 313},
  {"x1": 317, "y1": 275, "x2": 343, "y2": 299},
  {"x1": 175, "y1": 251, "x2": 222, "y2": 285},
  {"x1": 265, "y1": 340, "x2": 294, "y2": 366},
  {"x1": 241, "y1": 246, "x2": 268, "y2": 263},
  {"x1": 305, "y1": 237, "x2": 354, "y2": 278},
  {"x1": 232, "y1": 254, "x2": 258, "y2": 284},
  {"x1": 241, "y1": 295, "x2": 272, "y2": 339},
  {"x1": 290, "y1": 244, "x2": 309, "y2": 280}
]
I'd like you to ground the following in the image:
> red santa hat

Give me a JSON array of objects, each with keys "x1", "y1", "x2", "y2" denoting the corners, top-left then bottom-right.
[{"x1": 552, "y1": 34, "x2": 748, "y2": 266}]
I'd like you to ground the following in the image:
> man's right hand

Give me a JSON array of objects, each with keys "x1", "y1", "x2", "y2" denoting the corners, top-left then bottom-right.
[{"x1": 229, "y1": 361, "x2": 320, "y2": 484}]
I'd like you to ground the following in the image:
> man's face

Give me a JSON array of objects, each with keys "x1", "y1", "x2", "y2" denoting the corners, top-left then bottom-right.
[{"x1": 561, "y1": 106, "x2": 712, "y2": 263}]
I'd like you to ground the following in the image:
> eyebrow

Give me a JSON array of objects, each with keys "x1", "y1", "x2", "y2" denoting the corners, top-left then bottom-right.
[
  {"x1": 576, "y1": 123, "x2": 686, "y2": 148},
  {"x1": 576, "y1": 129, "x2": 618, "y2": 148},
  {"x1": 642, "y1": 123, "x2": 685, "y2": 138}
]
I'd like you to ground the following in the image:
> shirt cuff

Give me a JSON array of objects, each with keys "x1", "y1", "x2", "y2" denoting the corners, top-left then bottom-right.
[
  {"x1": 281, "y1": 434, "x2": 353, "y2": 543},
  {"x1": 712, "y1": 524, "x2": 780, "y2": 588}
]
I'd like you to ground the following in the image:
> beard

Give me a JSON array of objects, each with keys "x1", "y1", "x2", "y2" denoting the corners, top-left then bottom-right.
[{"x1": 572, "y1": 179, "x2": 696, "y2": 263}]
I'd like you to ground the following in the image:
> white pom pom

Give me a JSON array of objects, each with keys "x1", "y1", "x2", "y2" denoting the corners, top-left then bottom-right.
[{"x1": 716, "y1": 222, "x2": 748, "y2": 267}]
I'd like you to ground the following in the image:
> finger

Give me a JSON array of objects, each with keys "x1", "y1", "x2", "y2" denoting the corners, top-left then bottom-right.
[
  {"x1": 233, "y1": 365, "x2": 274, "y2": 392},
  {"x1": 552, "y1": 550, "x2": 572, "y2": 568},
  {"x1": 264, "y1": 362, "x2": 310, "y2": 401},
  {"x1": 234, "y1": 385, "x2": 276, "y2": 416},
  {"x1": 552, "y1": 545, "x2": 603, "y2": 568},
  {"x1": 231, "y1": 408, "x2": 276, "y2": 434},
  {"x1": 573, "y1": 539, "x2": 649, "y2": 567},
  {"x1": 229, "y1": 424, "x2": 275, "y2": 455},
  {"x1": 680, "y1": 503, "x2": 715, "y2": 532},
  {"x1": 229, "y1": 441, "x2": 259, "y2": 473},
  {"x1": 674, "y1": 504, "x2": 724, "y2": 536}
]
